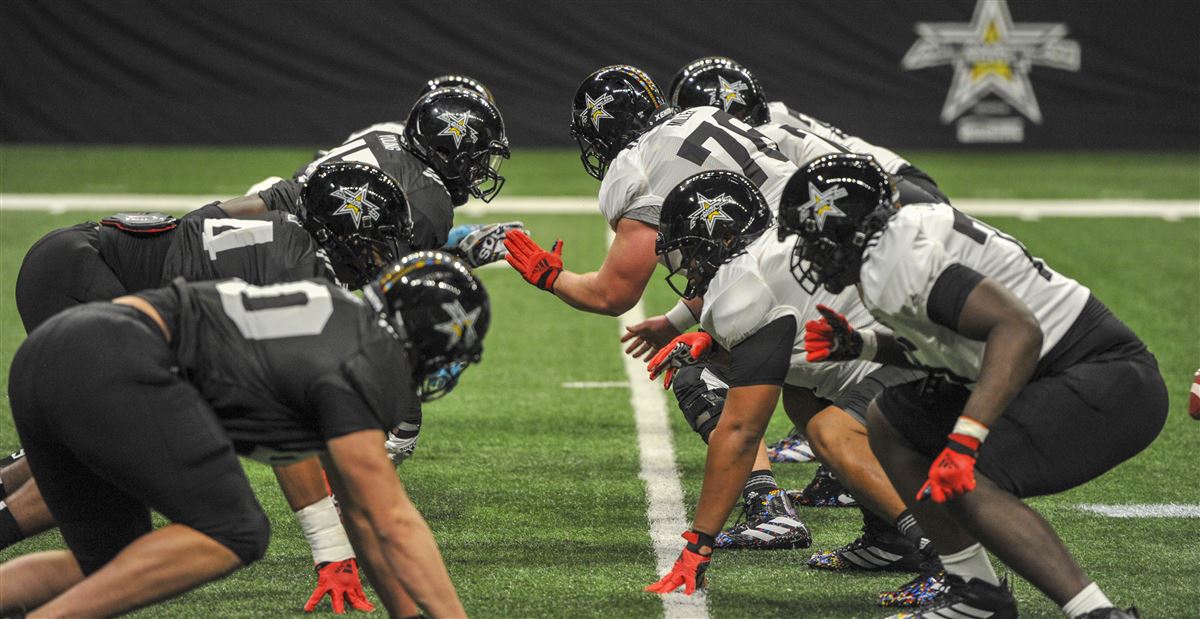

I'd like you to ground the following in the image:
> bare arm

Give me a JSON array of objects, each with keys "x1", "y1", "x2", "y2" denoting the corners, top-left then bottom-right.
[
  {"x1": 953, "y1": 278, "x2": 1043, "y2": 428},
  {"x1": 325, "y1": 430, "x2": 465, "y2": 618},
  {"x1": 551, "y1": 217, "x2": 659, "y2": 316},
  {"x1": 215, "y1": 195, "x2": 269, "y2": 218}
]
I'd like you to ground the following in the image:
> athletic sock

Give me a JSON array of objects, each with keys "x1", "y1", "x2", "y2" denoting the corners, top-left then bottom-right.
[
  {"x1": 1061, "y1": 582, "x2": 1113, "y2": 618},
  {"x1": 894, "y1": 510, "x2": 934, "y2": 553},
  {"x1": 0, "y1": 502, "x2": 26, "y2": 549},
  {"x1": 940, "y1": 543, "x2": 1000, "y2": 586},
  {"x1": 743, "y1": 469, "x2": 778, "y2": 499}
]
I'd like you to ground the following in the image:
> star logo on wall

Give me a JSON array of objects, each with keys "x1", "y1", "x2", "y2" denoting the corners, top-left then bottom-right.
[
  {"x1": 688, "y1": 192, "x2": 737, "y2": 234},
  {"x1": 330, "y1": 184, "x2": 382, "y2": 228},
  {"x1": 901, "y1": 0, "x2": 1080, "y2": 124}
]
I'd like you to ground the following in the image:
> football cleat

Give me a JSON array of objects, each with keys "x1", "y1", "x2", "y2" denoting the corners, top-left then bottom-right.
[
  {"x1": 808, "y1": 523, "x2": 928, "y2": 572},
  {"x1": 715, "y1": 488, "x2": 812, "y2": 550},
  {"x1": 877, "y1": 570, "x2": 947, "y2": 607},
  {"x1": 766, "y1": 431, "x2": 816, "y2": 463},
  {"x1": 883, "y1": 575, "x2": 1017, "y2": 619},
  {"x1": 794, "y1": 464, "x2": 857, "y2": 507},
  {"x1": 1074, "y1": 607, "x2": 1141, "y2": 619}
]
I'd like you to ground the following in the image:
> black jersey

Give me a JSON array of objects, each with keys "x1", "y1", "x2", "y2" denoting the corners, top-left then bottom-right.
[
  {"x1": 136, "y1": 278, "x2": 418, "y2": 463},
  {"x1": 97, "y1": 204, "x2": 333, "y2": 293},
  {"x1": 259, "y1": 130, "x2": 455, "y2": 251}
]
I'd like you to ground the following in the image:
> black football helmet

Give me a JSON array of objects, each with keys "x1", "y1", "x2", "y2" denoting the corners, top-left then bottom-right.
[
  {"x1": 365, "y1": 250, "x2": 491, "y2": 402},
  {"x1": 418, "y1": 74, "x2": 494, "y2": 103},
  {"x1": 669, "y1": 56, "x2": 769, "y2": 127},
  {"x1": 570, "y1": 65, "x2": 672, "y2": 181},
  {"x1": 657, "y1": 170, "x2": 773, "y2": 299},
  {"x1": 777, "y1": 154, "x2": 899, "y2": 294},
  {"x1": 301, "y1": 161, "x2": 414, "y2": 289},
  {"x1": 404, "y1": 87, "x2": 510, "y2": 206}
]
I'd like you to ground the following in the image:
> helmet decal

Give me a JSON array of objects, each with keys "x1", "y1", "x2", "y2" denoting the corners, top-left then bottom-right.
[
  {"x1": 688, "y1": 192, "x2": 737, "y2": 234},
  {"x1": 714, "y1": 76, "x2": 749, "y2": 112},
  {"x1": 800, "y1": 182, "x2": 849, "y2": 230},
  {"x1": 432, "y1": 300, "x2": 482, "y2": 349},
  {"x1": 330, "y1": 183, "x2": 383, "y2": 228},
  {"x1": 437, "y1": 111, "x2": 479, "y2": 148},
  {"x1": 583, "y1": 92, "x2": 615, "y2": 130}
]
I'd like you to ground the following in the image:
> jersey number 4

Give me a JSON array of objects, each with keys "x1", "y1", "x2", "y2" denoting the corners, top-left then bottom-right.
[
  {"x1": 216, "y1": 280, "x2": 333, "y2": 340},
  {"x1": 676, "y1": 112, "x2": 788, "y2": 187}
]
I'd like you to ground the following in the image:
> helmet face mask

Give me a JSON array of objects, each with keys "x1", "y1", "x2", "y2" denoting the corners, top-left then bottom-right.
[
  {"x1": 366, "y1": 251, "x2": 490, "y2": 402},
  {"x1": 405, "y1": 87, "x2": 510, "y2": 205},
  {"x1": 778, "y1": 154, "x2": 898, "y2": 294},
  {"x1": 669, "y1": 56, "x2": 769, "y2": 126},
  {"x1": 301, "y1": 162, "x2": 414, "y2": 289},
  {"x1": 656, "y1": 170, "x2": 773, "y2": 299},
  {"x1": 570, "y1": 65, "x2": 668, "y2": 181}
]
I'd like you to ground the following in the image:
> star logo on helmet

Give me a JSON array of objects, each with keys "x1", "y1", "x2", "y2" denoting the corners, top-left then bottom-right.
[
  {"x1": 687, "y1": 192, "x2": 737, "y2": 235},
  {"x1": 713, "y1": 76, "x2": 748, "y2": 112},
  {"x1": 433, "y1": 300, "x2": 481, "y2": 350},
  {"x1": 437, "y1": 112, "x2": 479, "y2": 149},
  {"x1": 330, "y1": 184, "x2": 382, "y2": 228},
  {"x1": 799, "y1": 182, "x2": 849, "y2": 231},
  {"x1": 583, "y1": 92, "x2": 615, "y2": 131}
]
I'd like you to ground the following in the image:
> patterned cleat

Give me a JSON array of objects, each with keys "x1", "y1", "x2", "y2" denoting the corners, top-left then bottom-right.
[
  {"x1": 715, "y1": 488, "x2": 812, "y2": 550},
  {"x1": 883, "y1": 575, "x2": 1017, "y2": 619},
  {"x1": 808, "y1": 525, "x2": 927, "y2": 572},
  {"x1": 766, "y1": 431, "x2": 816, "y2": 463},
  {"x1": 1074, "y1": 607, "x2": 1141, "y2": 619},
  {"x1": 793, "y1": 464, "x2": 857, "y2": 507},
  {"x1": 877, "y1": 570, "x2": 946, "y2": 607}
]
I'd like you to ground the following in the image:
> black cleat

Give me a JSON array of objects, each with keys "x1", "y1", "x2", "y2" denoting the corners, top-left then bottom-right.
[
  {"x1": 883, "y1": 575, "x2": 1017, "y2": 619},
  {"x1": 1074, "y1": 607, "x2": 1141, "y2": 619},
  {"x1": 808, "y1": 520, "x2": 928, "y2": 572},
  {"x1": 792, "y1": 464, "x2": 857, "y2": 507},
  {"x1": 714, "y1": 488, "x2": 812, "y2": 550}
]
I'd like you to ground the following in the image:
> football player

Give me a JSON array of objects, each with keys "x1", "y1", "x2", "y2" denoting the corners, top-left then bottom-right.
[
  {"x1": 778, "y1": 154, "x2": 1165, "y2": 619},
  {"x1": 642, "y1": 171, "x2": 940, "y2": 607},
  {"x1": 0, "y1": 251, "x2": 486, "y2": 618},
  {"x1": 0, "y1": 161, "x2": 411, "y2": 613},
  {"x1": 503, "y1": 64, "x2": 842, "y2": 547},
  {"x1": 669, "y1": 55, "x2": 948, "y2": 205},
  {"x1": 227, "y1": 86, "x2": 518, "y2": 265}
]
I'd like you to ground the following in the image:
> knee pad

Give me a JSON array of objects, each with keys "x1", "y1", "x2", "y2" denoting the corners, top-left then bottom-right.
[
  {"x1": 672, "y1": 365, "x2": 728, "y2": 443},
  {"x1": 202, "y1": 505, "x2": 271, "y2": 565}
]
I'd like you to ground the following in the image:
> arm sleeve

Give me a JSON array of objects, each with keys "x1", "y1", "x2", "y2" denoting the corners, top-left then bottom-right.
[
  {"x1": 701, "y1": 261, "x2": 797, "y2": 349},
  {"x1": 927, "y1": 263, "x2": 985, "y2": 331},
  {"x1": 257, "y1": 179, "x2": 304, "y2": 215},
  {"x1": 599, "y1": 150, "x2": 659, "y2": 229},
  {"x1": 310, "y1": 378, "x2": 391, "y2": 441},
  {"x1": 727, "y1": 315, "x2": 798, "y2": 387},
  {"x1": 407, "y1": 183, "x2": 455, "y2": 250},
  {"x1": 859, "y1": 211, "x2": 955, "y2": 318}
]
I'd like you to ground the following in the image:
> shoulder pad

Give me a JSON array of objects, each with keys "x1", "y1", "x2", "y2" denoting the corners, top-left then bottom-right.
[{"x1": 100, "y1": 212, "x2": 178, "y2": 236}]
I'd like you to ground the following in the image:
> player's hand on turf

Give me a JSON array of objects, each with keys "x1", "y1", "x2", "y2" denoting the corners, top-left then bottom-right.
[
  {"x1": 504, "y1": 229, "x2": 562, "y2": 291},
  {"x1": 621, "y1": 315, "x2": 682, "y2": 361},
  {"x1": 453, "y1": 221, "x2": 527, "y2": 268},
  {"x1": 918, "y1": 433, "x2": 981, "y2": 503},
  {"x1": 304, "y1": 558, "x2": 375, "y2": 614},
  {"x1": 647, "y1": 332, "x2": 713, "y2": 389},
  {"x1": 645, "y1": 530, "x2": 713, "y2": 595},
  {"x1": 804, "y1": 304, "x2": 863, "y2": 362}
]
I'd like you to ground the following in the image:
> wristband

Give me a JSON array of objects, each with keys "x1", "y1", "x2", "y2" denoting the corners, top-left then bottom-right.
[
  {"x1": 952, "y1": 416, "x2": 990, "y2": 443},
  {"x1": 666, "y1": 301, "x2": 699, "y2": 332},
  {"x1": 296, "y1": 495, "x2": 354, "y2": 564},
  {"x1": 858, "y1": 329, "x2": 878, "y2": 361},
  {"x1": 685, "y1": 529, "x2": 716, "y2": 553}
]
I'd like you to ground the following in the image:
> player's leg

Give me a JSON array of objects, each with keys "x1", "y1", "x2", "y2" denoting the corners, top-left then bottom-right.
[
  {"x1": 672, "y1": 363, "x2": 810, "y2": 550},
  {"x1": 0, "y1": 479, "x2": 56, "y2": 550},
  {"x1": 0, "y1": 550, "x2": 83, "y2": 614}
]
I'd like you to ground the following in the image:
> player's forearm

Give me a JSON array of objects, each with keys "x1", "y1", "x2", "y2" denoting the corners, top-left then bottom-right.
[
  {"x1": 553, "y1": 270, "x2": 638, "y2": 316},
  {"x1": 961, "y1": 317, "x2": 1042, "y2": 428},
  {"x1": 691, "y1": 387, "x2": 777, "y2": 534},
  {"x1": 338, "y1": 505, "x2": 420, "y2": 616},
  {"x1": 374, "y1": 510, "x2": 466, "y2": 618}
]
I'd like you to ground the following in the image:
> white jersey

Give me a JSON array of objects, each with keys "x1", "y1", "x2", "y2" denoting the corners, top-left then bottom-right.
[
  {"x1": 701, "y1": 231, "x2": 879, "y2": 400},
  {"x1": 598, "y1": 107, "x2": 800, "y2": 229},
  {"x1": 767, "y1": 101, "x2": 910, "y2": 174},
  {"x1": 859, "y1": 203, "x2": 1091, "y2": 384}
]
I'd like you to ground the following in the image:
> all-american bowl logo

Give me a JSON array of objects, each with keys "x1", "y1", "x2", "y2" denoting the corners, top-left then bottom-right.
[{"x1": 901, "y1": 0, "x2": 1081, "y2": 143}]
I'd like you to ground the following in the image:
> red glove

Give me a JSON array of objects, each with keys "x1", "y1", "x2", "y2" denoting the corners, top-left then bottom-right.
[
  {"x1": 645, "y1": 530, "x2": 713, "y2": 595},
  {"x1": 304, "y1": 558, "x2": 375, "y2": 614},
  {"x1": 647, "y1": 332, "x2": 713, "y2": 389},
  {"x1": 917, "y1": 433, "x2": 981, "y2": 503},
  {"x1": 504, "y1": 229, "x2": 563, "y2": 291},
  {"x1": 804, "y1": 304, "x2": 863, "y2": 362}
]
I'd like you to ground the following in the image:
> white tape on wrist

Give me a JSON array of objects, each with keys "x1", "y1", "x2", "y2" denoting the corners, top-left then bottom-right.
[
  {"x1": 295, "y1": 495, "x2": 354, "y2": 564},
  {"x1": 858, "y1": 329, "x2": 878, "y2": 361},
  {"x1": 952, "y1": 416, "x2": 990, "y2": 443},
  {"x1": 665, "y1": 301, "x2": 699, "y2": 332}
]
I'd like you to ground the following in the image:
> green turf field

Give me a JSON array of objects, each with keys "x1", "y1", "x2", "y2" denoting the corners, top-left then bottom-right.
[{"x1": 0, "y1": 148, "x2": 1198, "y2": 617}]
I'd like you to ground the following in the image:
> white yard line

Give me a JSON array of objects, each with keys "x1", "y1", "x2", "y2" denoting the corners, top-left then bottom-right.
[
  {"x1": 1075, "y1": 503, "x2": 1200, "y2": 518},
  {"x1": 561, "y1": 381, "x2": 631, "y2": 389},
  {"x1": 609, "y1": 228, "x2": 709, "y2": 618},
  {"x1": 1, "y1": 194, "x2": 1197, "y2": 220}
]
